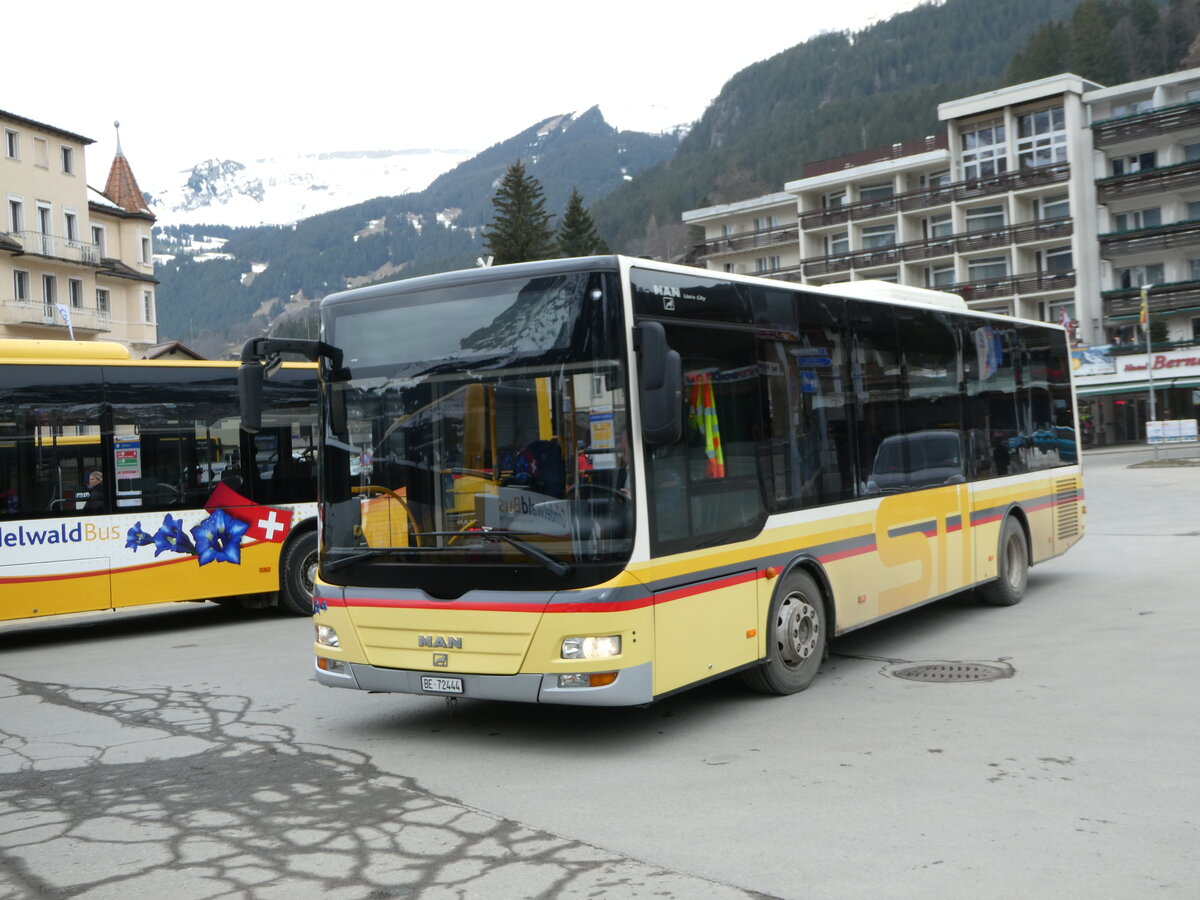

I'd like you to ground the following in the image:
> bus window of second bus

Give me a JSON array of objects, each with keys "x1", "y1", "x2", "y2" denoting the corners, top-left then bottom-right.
[{"x1": 0, "y1": 366, "x2": 105, "y2": 516}]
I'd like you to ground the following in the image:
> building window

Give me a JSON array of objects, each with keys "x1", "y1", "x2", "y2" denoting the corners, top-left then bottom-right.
[
  {"x1": 64, "y1": 211, "x2": 79, "y2": 243},
  {"x1": 1189, "y1": 259, "x2": 1200, "y2": 281},
  {"x1": 1186, "y1": 143, "x2": 1200, "y2": 162},
  {"x1": 91, "y1": 225, "x2": 105, "y2": 257},
  {"x1": 824, "y1": 190, "x2": 846, "y2": 210},
  {"x1": 13, "y1": 270, "x2": 29, "y2": 302},
  {"x1": 33, "y1": 137, "x2": 48, "y2": 168},
  {"x1": 722, "y1": 263, "x2": 734, "y2": 273},
  {"x1": 1037, "y1": 194, "x2": 1069, "y2": 220},
  {"x1": 1112, "y1": 98, "x2": 1153, "y2": 117},
  {"x1": 1193, "y1": 317, "x2": 1200, "y2": 341},
  {"x1": 1111, "y1": 151, "x2": 1157, "y2": 176},
  {"x1": 68, "y1": 278, "x2": 83, "y2": 308},
  {"x1": 961, "y1": 118, "x2": 1007, "y2": 180},
  {"x1": 7, "y1": 197, "x2": 22, "y2": 232},
  {"x1": 858, "y1": 182, "x2": 894, "y2": 202},
  {"x1": 965, "y1": 204, "x2": 1006, "y2": 232},
  {"x1": 42, "y1": 274, "x2": 57, "y2": 308},
  {"x1": 720, "y1": 224, "x2": 735, "y2": 237},
  {"x1": 139, "y1": 235, "x2": 151, "y2": 265},
  {"x1": 1048, "y1": 301, "x2": 1076, "y2": 327},
  {"x1": 754, "y1": 215, "x2": 778, "y2": 231},
  {"x1": 61, "y1": 146, "x2": 74, "y2": 175},
  {"x1": 143, "y1": 290, "x2": 154, "y2": 322},
  {"x1": 968, "y1": 256, "x2": 1009, "y2": 281},
  {"x1": 1117, "y1": 263, "x2": 1164, "y2": 289},
  {"x1": 96, "y1": 288, "x2": 110, "y2": 316},
  {"x1": 1042, "y1": 246, "x2": 1072, "y2": 272},
  {"x1": 755, "y1": 256, "x2": 781, "y2": 273},
  {"x1": 1187, "y1": 201, "x2": 1200, "y2": 221},
  {"x1": 926, "y1": 265, "x2": 956, "y2": 288},
  {"x1": 876, "y1": 271, "x2": 899, "y2": 283},
  {"x1": 1017, "y1": 106, "x2": 1066, "y2": 169},
  {"x1": 925, "y1": 213, "x2": 953, "y2": 239},
  {"x1": 4, "y1": 129, "x2": 17, "y2": 160},
  {"x1": 861, "y1": 224, "x2": 896, "y2": 249},
  {"x1": 924, "y1": 170, "x2": 951, "y2": 188},
  {"x1": 827, "y1": 231, "x2": 849, "y2": 255},
  {"x1": 1113, "y1": 208, "x2": 1161, "y2": 231}
]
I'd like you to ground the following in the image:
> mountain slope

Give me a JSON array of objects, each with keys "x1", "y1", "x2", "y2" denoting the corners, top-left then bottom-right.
[
  {"x1": 155, "y1": 108, "x2": 680, "y2": 357},
  {"x1": 591, "y1": 0, "x2": 1082, "y2": 251}
]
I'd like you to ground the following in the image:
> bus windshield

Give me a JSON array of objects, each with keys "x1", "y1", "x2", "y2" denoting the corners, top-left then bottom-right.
[{"x1": 321, "y1": 268, "x2": 633, "y2": 594}]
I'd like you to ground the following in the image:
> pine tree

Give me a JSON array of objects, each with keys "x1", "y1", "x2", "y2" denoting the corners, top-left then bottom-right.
[
  {"x1": 557, "y1": 188, "x2": 609, "y2": 257},
  {"x1": 481, "y1": 160, "x2": 556, "y2": 265}
]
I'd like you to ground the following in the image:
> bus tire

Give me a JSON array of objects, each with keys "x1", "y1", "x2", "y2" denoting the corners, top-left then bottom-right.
[
  {"x1": 279, "y1": 530, "x2": 318, "y2": 616},
  {"x1": 743, "y1": 570, "x2": 826, "y2": 695},
  {"x1": 979, "y1": 516, "x2": 1028, "y2": 607}
]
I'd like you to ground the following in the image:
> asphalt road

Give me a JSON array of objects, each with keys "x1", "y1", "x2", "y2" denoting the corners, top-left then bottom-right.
[{"x1": 1, "y1": 445, "x2": 1197, "y2": 899}]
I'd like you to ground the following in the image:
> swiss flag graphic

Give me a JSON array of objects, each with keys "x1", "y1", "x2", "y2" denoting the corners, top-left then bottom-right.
[{"x1": 205, "y1": 483, "x2": 294, "y2": 543}]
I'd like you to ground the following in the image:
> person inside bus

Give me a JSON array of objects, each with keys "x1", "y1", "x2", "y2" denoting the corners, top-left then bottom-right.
[{"x1": 83, "y1": 470, "x2": 107, "y2": 510}]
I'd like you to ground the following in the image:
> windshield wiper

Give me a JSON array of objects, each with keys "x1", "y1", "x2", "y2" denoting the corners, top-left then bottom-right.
[
  {"x1": 478, "y1": 529, "x2": 573, "y2": 577},
  {"x1": 323, "y1": 547, "x2": 412, "y2": 573},
  {"x1": 323, "y1": 530, "x2": 573, "y2": 577}
]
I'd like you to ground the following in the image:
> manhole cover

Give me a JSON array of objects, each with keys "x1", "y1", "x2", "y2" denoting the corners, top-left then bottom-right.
[{"x1": 888, "y1": 661, "x2": 1013, "y2": 683}]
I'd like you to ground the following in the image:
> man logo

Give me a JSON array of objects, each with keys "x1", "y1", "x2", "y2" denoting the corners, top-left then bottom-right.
[
  {"x1": 418, "y1": 635, "x2": 463, "y2": 649},
  {"x1": 433, "y1": 653, "x2": 449, "y2": 667}
]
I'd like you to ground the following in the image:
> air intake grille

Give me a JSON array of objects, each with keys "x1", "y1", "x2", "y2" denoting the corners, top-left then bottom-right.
[{"x1": 1055, "y1": 478, "x2": 1080, "y2": 540}]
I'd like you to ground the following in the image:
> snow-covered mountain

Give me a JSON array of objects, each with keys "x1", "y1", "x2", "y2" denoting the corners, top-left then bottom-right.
[{"x1": 147, "y1": 148, "x2": 475, "y2": 228}]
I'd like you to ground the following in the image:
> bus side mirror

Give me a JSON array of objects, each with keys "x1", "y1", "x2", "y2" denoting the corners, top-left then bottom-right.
[
  {"x1": 635, "y1": 321, "x2": 682, "y2": 446},
  {"x1": 238, "y1": 361, "x2": 264, "y2": 434}
]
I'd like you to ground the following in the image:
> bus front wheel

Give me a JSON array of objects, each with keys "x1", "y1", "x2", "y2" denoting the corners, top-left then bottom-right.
[
  {"x1": 979, "y1": 516, "x2": 1028, "y2": 607},
  {"x1": 280, "y1": 530, "x2": 318, "y2": 615},
  {"x1": 743, "y1": 570, "x2": 826, "y2": 695}
]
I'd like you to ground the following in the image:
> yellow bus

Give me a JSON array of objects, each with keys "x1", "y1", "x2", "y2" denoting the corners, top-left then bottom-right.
[
  {"x1": 240, "y1": 256, "x2": 1084, "y2": 705},
  {"x1": 0, "y1": 340, "x2": 320, "y2": 621}
]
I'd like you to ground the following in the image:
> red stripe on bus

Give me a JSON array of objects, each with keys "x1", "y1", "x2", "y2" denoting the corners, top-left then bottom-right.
[{"x1": 818, "y1": 542, "x2": 876, "y2": 563}]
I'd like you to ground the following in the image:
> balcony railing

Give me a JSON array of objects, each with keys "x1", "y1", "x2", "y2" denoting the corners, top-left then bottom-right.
[
  {"x1": 1095, "y1": 159, "x2": 1200, "y2": 202},
  {"x1": 11, "y1": 231, "x2": 101, "y2": 266},
  {"x1": 1099, "y1": 218, "x2": 1200, "y2": 257},
  {"x1": 0, "y1": 298, "x2": 111, "y2": 332},
  {"x1": 695, "y1": 224, "x2": 800, "y2": 258},
  {"x1": 800, "y1": 163, "x2": 1071, "y2": 228},
  {"x1": 948, "y1": 270, "x2": 1076, "y2": 302},
  {"x1": 1091, "y1": 99, "x2": 1200, "y2": 149},
  {"x1": 1102, "y1": 280, "x2": 1200, "y2": 321},
  {"x1": 799, "y1": 217, "x2": 1073, "y2": 277}
]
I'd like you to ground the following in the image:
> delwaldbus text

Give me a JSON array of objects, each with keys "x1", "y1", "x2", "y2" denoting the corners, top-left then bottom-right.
[
  {"x1": 240, "y1": 256, "x2": 1083, "y2": 705},
  {"x1": 1, "y1": 340, "x2": 319, "y2": 621}
]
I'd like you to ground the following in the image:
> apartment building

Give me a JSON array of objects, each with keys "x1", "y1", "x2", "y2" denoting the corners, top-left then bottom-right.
[
  {"x1": 1077, "y1": 71, "x2": 1200, "y2": 443},
  {"x1": 683, "y1": 69, "x2": 1200, "y2": 445},
  {"x1": 1, "y1": 110, "x2": 158, "y2": 354}
]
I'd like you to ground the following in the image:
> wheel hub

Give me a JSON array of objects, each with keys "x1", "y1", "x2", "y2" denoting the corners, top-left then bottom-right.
[{"x1": 777, "y1": 593, "x2": 819, "y2": 667}]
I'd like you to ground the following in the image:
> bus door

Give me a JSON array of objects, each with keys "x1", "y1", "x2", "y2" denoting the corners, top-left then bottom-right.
[{"x1": 634, "y1": 300, "x2": 765, "y2": 695}]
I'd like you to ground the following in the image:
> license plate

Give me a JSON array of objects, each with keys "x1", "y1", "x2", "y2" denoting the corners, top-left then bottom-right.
[{"x1": 421, "y1": 675, "x2": 464, "y2": 694}]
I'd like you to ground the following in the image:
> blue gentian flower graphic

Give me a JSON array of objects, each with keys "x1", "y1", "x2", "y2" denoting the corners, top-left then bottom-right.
[
  {"x1": 125, "y1": 522, "x2": 154, "y2": 551},
  {"x1": 190, "y1": 508, "x2": 249, "y2": 566},
  {"x1": 152, "y1": 513, "x2": 197, "y2": 558}
]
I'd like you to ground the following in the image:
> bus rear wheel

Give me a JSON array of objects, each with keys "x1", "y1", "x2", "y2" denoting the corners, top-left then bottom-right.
[
  {"x1": 279, "y1": 530, "x2": 318, "y2": 615},
  {"x1": 743, "y1": 570, "x2": 826, "y2": 695},
  {"x1": 979, "y1": 516, "x2": 1028, "y2": 607}
]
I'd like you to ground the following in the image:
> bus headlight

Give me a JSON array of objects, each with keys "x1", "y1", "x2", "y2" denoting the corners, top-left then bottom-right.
[
  {"x1": 316, "y1": 624, "x2": 340, "y2": 648},
  {"x1": 561, "y1": 635, "x2": 621, "y2": 659}
]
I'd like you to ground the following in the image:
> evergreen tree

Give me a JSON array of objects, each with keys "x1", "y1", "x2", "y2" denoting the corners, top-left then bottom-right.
[
  {"x1": 557, "y1": 188, "x2": 609, "y2": 257},
  {"x1": 481, "y1": 160, "x2": 556, "y2": 265},
  {"x1": 1005, "y1": 20, "x2": 1070, "y2": 83}
]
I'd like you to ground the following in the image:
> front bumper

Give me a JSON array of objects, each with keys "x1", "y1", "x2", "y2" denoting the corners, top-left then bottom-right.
[{"x1": 314, "y1": 657, "x2": 654, "y2": 706}]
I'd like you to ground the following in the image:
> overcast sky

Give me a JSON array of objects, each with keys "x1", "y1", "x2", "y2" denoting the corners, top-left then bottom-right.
[{"x1": 10, "y1": 0, "x2": 925, "y2": 192}]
